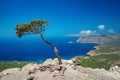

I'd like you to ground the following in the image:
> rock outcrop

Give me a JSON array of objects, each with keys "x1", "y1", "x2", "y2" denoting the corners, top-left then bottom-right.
[
  {"x1": 0, "y1": 59, "x2": 120, "y2": 80},
  {"x1": 0, "y1": 68, "x2": 21, "y2": 78},
  {"x1": 109, "y1": 65, "x2": 120, "y2": 78}
]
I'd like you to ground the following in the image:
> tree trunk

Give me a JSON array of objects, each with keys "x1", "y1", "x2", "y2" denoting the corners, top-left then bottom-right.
[{"x1": 40, "y1": 33, "x2": 62, "y2": 64}]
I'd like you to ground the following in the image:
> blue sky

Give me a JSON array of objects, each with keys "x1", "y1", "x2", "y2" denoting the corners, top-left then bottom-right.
[{"x1": 0, "y1": 0, "x2": 120, "y2": 39}]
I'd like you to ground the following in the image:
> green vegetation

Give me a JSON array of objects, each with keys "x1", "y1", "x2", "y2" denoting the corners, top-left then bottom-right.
[
  {"x1": 95, "y1": 40, "x2": 120, "y2": 53},
  {"x1": 76, "y1": 54, "x2": 120, "y2": 70},
  {"x1": 0, "y1": 62, "x2": 28, "y2": 72},
  {"x1": 76, "y1": 40, "x2": 120, "y2": 70},
  {"x1": 16, "y1": 20, "x2": 48, "y2": 37}
]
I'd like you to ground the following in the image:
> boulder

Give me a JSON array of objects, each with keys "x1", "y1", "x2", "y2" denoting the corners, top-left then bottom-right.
[
  {"x1": 43, "y1": 58, "x2": 60, "y2": 65},
  {"x1": 109, "y1": 65, "x2": 120, "y2": 79},
  {"x1": 43, "y1": 58, "x2": 52, "y2": 65},
  {"x1": 21, "y1": 63, "x2": 38, "y2": 74},
  {"x1": 67, "y1": 60, "x2": 74, "y2": 64},
  {"x1": 51, "y1": 65, "x2": 61, "y2": 72},
  {"x1": 0, "y1": 68, "x2": 21, "y2": 78},
  {"x1": 26, "y1": 75, "x2": 34, "y2": 80},
  {"x1": 52, "y1": 58, "x2": 59, "y2": 65},
  {"x1": 72, "y1": 58, "x2": 81, "y2": 66},
  {"x1": 110, "y1": 65, "x2": 120, "y2": 73}
]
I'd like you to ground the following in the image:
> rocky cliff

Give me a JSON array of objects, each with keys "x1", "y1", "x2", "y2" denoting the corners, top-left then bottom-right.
[{"x1": 0, "y1": 58, "x2": 120, "y2": 80}]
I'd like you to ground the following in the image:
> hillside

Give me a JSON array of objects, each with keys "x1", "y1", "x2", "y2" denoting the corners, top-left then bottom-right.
[
  {"x1": 76, "y1": 34, "x2": 120, "y2": 44},
  {"x1": 0, "y1": 62, "x2": 28, "y2": 72},
  {"x1": 75, "y1": 54, "x2": 120, "y2": 70},
  {"x1": 95, "y1": 40, "x2": 120, "y2": 54},
  {"x1": 77, "y1": 34, "x2": 120, "y2": 71}
]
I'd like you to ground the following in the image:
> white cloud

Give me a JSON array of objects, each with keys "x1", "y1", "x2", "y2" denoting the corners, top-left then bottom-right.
[
  {"x1": 75, "y1": 30, "x2": 97, "y2": 43},
  {"x1": 98, "y1": 25, "x2": 105, "y2": 30},
  {"x1": 66, "y1": 30, "x2": 96, "y2": 37},
  {"x1": 80, "y1": 30, "x2": 96, "y2": 36},
  {"x1": 108, "y1": 29, "x2": 115, "y2": 33},
  {"x1": 80, "y1": 30, "x2": 92, "y2": 35}
]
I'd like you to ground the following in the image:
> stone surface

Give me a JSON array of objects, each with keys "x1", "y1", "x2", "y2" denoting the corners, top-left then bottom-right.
[
  {"x1": 109, "y1": 65, "x2": 120, "y2": 79},
  {"x1": 43, "y1": 58, "x2": 52, "y2": 65},
  {"x1": 0, "y1": 59, "x2": 120, "y2": 80},
  {"x1": 0, "y1": 68, "x2": 21, "y2": 78}
]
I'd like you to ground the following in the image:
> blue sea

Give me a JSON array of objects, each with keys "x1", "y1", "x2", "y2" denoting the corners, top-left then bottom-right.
[{"x1": 0, "y1": 36, "x2": 97, "y2": 63}]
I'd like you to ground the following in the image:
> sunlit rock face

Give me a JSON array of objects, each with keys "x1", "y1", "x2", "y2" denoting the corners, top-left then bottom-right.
[{"x1": 0, "y1": 59, "x2": 120, "y2": 80}]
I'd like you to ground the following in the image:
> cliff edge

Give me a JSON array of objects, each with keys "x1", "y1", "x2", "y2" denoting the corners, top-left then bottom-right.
[{"x1": 0, "y1": 58, "x2": 120, "y2": 80}]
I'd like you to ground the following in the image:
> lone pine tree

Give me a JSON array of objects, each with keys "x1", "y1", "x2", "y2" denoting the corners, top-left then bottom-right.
[{"x1": 15, "y1": 20, "x2": 62, "y2": 64}]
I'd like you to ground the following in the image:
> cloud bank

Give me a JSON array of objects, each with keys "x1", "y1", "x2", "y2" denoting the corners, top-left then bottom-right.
[
  {"x1": 66, "y1": 24, "x2": 116, "y2": 37},
  {"x1": 98, "y1": 25, "x2": 105, "y2": 30},
  {"x1": 66, "y1": 30, "x2": 96, "y2": 37},
  {"x1": 80, "y1": 30, "x2": 96, "y2": 36}
]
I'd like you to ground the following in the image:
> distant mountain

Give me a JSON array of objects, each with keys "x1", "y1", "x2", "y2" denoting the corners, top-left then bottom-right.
[
  {"x1": 76, "y1": 34, "x2": 120, "y2": 44},
  {"x1": 80, "y1": 34, "x2": 120, "y2": 55}
]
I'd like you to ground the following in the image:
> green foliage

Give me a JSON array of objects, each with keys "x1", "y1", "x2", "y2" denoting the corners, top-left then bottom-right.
[
  {"x1": 76, "y1": 54, "x2": 120, "y2": 70},
  {"x1": 15, "y1": 20, "x2": 48, "y2": 37},
  {"x1": 95, "y1": 40, "x2": 120, "y2": 53},
  {"x1": 0, "y1": 62, "x2": 28, "y2": 72}
]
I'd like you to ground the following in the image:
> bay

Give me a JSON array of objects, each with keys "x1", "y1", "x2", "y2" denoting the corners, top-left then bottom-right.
[{"x1": 0, "y1": 37, "x2": 98, "y2": 63}]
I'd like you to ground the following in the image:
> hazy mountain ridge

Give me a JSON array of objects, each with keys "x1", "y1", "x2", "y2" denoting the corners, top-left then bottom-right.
[{"x1": 77, "y1": 34, "x2": 120, "y2": 44}]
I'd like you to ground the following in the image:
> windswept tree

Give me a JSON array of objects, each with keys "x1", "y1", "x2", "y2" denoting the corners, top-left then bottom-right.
[{"x1": 15, "y1": 20, "x2": 62, "y2": 64}]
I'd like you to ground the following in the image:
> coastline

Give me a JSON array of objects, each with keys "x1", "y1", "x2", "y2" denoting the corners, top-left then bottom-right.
[{"x1": 87, "y1": 46, "x2": 99, "y2": 56}]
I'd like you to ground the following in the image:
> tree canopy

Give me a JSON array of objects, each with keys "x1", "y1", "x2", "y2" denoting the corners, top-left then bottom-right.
[{"x1": 15, "y1": 20, "x2": 48, "y2": 37}]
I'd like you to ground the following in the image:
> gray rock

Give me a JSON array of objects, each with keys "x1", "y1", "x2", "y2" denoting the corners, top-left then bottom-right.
[
  {"x1": 43, "y1": 58, "x2": 52, "y2": 65},
  {"x1": 1, "y1": 60, "x2": 120, "y2": 80},
  {"x1": 0, "y1": 68, "x2": 21, "y2": 78},
  {"x1": 110, "y1": 65, "x2": 120, "y2": 73},
  {"x1": 21, "y1": 63, "x2": 39, "y2": 74}
]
